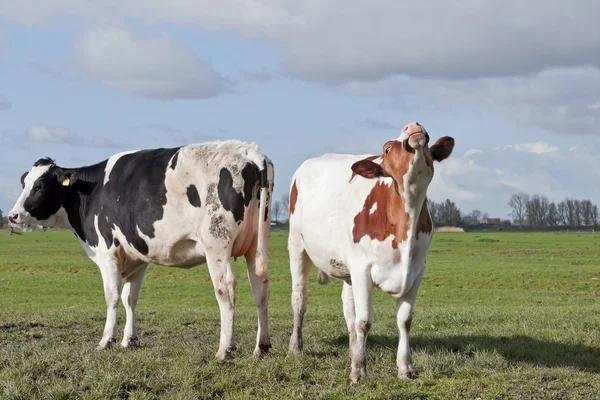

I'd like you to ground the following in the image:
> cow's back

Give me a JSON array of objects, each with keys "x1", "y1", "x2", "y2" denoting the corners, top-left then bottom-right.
[{"x1": 86, "y1": 140, "x2": 266, "y2": 267}]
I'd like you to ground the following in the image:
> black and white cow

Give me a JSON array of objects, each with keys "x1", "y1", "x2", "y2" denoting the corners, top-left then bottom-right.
[{"x1": 8, "y1": 140, "x2": 274, "y2": 359}]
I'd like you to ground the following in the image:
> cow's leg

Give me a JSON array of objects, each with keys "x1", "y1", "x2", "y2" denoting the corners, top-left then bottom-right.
[
  {"x1": 206, "y1": 249, "x2": 237, "y2": 361},
  {"x1": 120, "y1": 264, "x2": 148, "y2": 348},
  {"x1": 341, "y1": 281, "x2": 357, "y2": 357},
  {"x1": 245, "y1": 236, "x2": 271, "y2": 357},
  {"x1": 288, "y1": 231, "x2": 312, "y2": 354},
  {"x1": 96, "y1": 261, "x2": 122, "y2": 350},
  {"x1": 396, "y1": 267, "x2": 425, "y2": 380},
  {"x1": 349, "y1": 268, "x2": 374, "y2": 383}
]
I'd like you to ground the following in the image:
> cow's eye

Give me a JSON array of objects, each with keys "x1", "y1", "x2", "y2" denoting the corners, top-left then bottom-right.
[{"x1": 385, "y1": 147, "x2": 391, "y2": 154}]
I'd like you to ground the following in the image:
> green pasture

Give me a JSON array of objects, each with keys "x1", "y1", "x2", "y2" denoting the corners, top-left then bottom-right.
[{"x1": 0, "y1": 230, "x2": 599, "y2": 399}]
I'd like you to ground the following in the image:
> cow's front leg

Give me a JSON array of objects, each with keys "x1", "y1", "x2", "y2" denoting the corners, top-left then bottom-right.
[
  {"x1": 96, "y1": 261, "x2": 122, "y2": 350},
  {"x1": 121, "y1": 264, "x2": 148, "y2": 348},
  {"x1": 396, "y1": 267, "x2": 424, "y2": 380},
  {"x1": 349, "y1": 268, "x2": 374, "y2": 383},
  {"x1": 341, "y1": 282, "x2": 357, "y2": 358},
  {"x1": 206, "y1": 250, "x2": 237, "y2": 361}
]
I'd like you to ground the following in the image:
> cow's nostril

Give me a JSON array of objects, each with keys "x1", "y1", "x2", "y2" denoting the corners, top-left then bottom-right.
[{"x1": 8, "y1": 212, "x2": 19, "y2": 223}]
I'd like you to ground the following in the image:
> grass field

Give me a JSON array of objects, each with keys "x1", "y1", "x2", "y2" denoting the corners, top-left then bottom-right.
[{"x1": 1, "y1": 230, "x2": 599, "y2": 399}]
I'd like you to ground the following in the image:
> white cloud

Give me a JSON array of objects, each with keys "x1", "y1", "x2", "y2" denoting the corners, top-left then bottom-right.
[
  {"x1": 73, "y1": 28, "x2": 230, "y2": 100},
  {"x1": 17, "y1": 126, "x2": 126, "y2": 149},
  {"x1": 464, "y1": 149, "x2": 482, "y2": 158},
  {"x1": 506, "y1": 142, "x2": 559, "y2": 155}
]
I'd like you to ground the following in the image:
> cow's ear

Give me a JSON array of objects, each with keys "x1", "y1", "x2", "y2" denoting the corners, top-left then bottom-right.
[
  {"x1": 430, "y1": 136, "x2": 455, "y2": 162},
  {"x1": 58, "y1": 170, "x2": 78, "y2": 187},
  {"x1": 351, "y1": 158, "x2": 390, "y2": 179}
]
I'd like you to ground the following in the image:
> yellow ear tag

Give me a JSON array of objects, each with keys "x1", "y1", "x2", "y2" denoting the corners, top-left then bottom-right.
[{"x1": 62, "y1": 178, "x2": 70, "y2": 186}]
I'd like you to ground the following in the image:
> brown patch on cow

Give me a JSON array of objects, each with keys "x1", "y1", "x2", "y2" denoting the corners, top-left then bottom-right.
[
  {"x1": 415, "y1": 198, "x2": 433, "y2": 239},
  {"x1": 113, "y1": 245, "x2": 147, "y2": 279},
  {"x1": 290, "y1": 179, "x2": 298, "y2": 215},
  {"x1": 352, "y1": 181, "x2": 410, "y2": 248}
]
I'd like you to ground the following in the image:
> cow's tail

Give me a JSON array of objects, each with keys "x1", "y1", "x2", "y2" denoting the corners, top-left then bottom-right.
[{"x1": 248, "y1": 148, "x2": 274, "y2": 278}]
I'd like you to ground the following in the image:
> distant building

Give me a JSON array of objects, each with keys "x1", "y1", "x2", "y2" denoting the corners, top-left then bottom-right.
[{"x1": 486, "y1": 218, "x2": 502, "y2": 225}]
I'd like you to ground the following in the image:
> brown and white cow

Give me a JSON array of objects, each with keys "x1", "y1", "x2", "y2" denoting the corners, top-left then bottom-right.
[{"x1": 287, "y1": 122, "x2": 454, "y2": 382}]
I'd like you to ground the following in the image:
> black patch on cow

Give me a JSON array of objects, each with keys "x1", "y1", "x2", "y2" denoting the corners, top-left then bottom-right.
[
  {"x1": 84, "y1": 147, "x2": 180, "y2": 254},
  {"x1": 217, "y1": 164, "x2": 261, "y2": 223},
  {"x1": 242, "y1": 163, "x2": 258, "y2": 207},
  {"x1": 114, "y1": 238, "x2": 120, "y2": 248},
  {"x1": 20, "y1": 172, "x2": 28, "y2": 189},
  {"x1": 264, "y1": 206, "x2": 269, "y2": 222},
  {"x1": 34, "y1": 157, "x2": 55, "y2": 167},
  {"x1": 186, "y1": 185, "x2": 201, "y2": 208},
  {"x1": 218, "y1": 168, "x2": 246, "y2": 222},
  {"x1": 170, "y1": 151, "x2": 179, "y2": 170}
]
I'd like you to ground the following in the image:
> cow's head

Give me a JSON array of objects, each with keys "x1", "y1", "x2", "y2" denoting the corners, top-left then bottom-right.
[
  {"x1": 351, "y1": 122, "x2": 454, "y2": 201},
  {"x1": 8, "y1": 158, "x2": 77, "y2": 227}
]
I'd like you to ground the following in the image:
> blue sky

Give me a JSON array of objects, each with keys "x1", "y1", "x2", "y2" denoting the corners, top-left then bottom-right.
[{"x1": 1, "y1": 1, "x2": 599, "y2": 219}]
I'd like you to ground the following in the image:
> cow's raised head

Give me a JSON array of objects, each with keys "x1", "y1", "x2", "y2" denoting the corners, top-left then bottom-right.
[
  {"x1": 8, "y1": 158, "x2": 77, "y2": 227},
  {"x1": 351, "y1": 122, "x2": 454, "y2": 202}
]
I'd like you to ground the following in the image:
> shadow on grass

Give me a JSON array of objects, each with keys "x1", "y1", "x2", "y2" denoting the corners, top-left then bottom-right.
[{"x1": 327, "y1": 334, "x2": 600, "y2": 373}]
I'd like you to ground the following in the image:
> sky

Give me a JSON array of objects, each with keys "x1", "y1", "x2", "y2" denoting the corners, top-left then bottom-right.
[{"x1": 0, "y1": 1, "x2": 599, "y2": 220}]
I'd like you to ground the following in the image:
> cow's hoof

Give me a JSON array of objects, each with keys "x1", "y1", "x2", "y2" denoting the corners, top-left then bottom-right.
[
  {"x1": 121, "y1": 336, "x2": 140, "y2": 349},
  {"x1": 350, "y1": 367, "x2": 366, "y2": 384},
  {"x1": 398, "y1": 369, "x2": 419, "y2": 380},
  {"x1": 253, "y1": 342, "x2": 272, "y2": 358},
  {"x1": 288, "y1": 338, "x2": 303, "y2": 355},
  {"x1": 96, "y1": 338, "x2": 116, "y2": 350},
  {"x1": 215, "y1": 346, "x2": 235, "y2": 362}
]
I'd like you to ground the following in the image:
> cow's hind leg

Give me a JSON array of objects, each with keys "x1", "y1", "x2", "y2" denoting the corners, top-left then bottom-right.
[
  {"x1": 96, "y1": 261, "x2": 122, "y2": 350},
  {"x1": 245, "y1": 235, "x2": 271, "y2": 357},
  {"x1": 206, "y1": 248, "x2": 237, "y2": 361},
  {"x1": 288, "y1": 231, "x2": 312, "y2": 354},
  {"x1": 120, "y1": 264, "x2": 148, "y2": 348}
]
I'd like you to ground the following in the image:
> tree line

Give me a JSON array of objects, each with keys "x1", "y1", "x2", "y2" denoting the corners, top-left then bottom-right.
[{"x1": 508, "y1": 193, "x2": 599, "y2": 227}]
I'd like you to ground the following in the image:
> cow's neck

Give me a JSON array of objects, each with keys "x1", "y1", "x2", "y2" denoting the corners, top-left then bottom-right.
[
  {"x1": 400, "y1": 184, "x2": 428, "y2": 242},
  {"x1": 59, "y1": 161, "x2": 108, "y2": 240}
]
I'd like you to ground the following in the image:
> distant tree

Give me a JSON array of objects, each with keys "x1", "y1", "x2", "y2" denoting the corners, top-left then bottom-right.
[
  {"x1": 592, "y1": 205, "x2": 600, "y2": 227},
  {"x1": 482, "y1": 212, "x2": 489, "y2": 223},
  {"x1": 573, "y1": 200, "x2": 583, "y2": 226},
  {"x1": 526, "y1": 195, "x2": 549, "y2": 227},
  {"x1": 565, "y1": 198, "x2": 578, "y2": 225},
  {"x1": 508, "y1": 193, "x2": 529, "y2": 226},
  {"x1": 272, "y1": 201, "x2": 283, "y2": 224},
  {"x1": 469, "y1": 209, "x2": 483, "y2": 224},
  {"x1": 581, "y1": 200, "x2": 594, "y2": 226},
  {"x1": 547, "y1": 202, "x2": 559, "y2": 226},
  {"x1": 281, "y1": 194, "x2": 290, "y2": 217},
  {"x1": 0, "y1": 209, "x2": 3, "y2": 228},
  {"x1": 441, "y1": 199, "x2": 461, "y2": 226},
  {"x1": 557, "y1": 200, "x2": 567, "y2": 225},
  {"x1": 428, "y1": 200, "x2": 442, "y2": 226}
]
